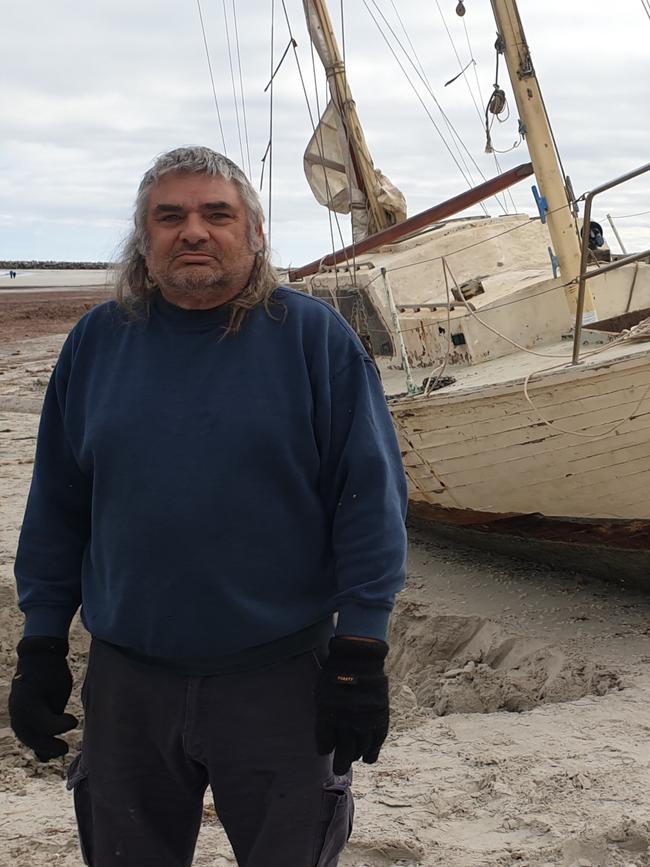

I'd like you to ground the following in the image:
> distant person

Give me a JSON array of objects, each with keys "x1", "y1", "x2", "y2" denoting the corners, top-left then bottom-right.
[{"x1": 8, "y1": 146, "x2": 408, "y2": 867}]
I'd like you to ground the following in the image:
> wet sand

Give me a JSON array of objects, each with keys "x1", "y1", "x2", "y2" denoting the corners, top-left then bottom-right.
[{"x1": 1, "y1": 285, "x2": 650, "y2": 866}]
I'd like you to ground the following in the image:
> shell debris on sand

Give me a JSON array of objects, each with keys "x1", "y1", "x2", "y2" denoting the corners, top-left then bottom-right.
[{"x1": 2, "y1": 285, "x2": 650, "y2": 866}]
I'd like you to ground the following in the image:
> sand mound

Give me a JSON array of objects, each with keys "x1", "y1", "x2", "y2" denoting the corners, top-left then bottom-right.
[{"x1": 388, "y1": 600, "x2": 622, "y2": 717}]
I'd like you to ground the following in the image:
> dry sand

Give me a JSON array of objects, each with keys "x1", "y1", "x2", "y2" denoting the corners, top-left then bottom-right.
[{"x1": 2, "y1": 288, "x2": 650, "y2": 867}]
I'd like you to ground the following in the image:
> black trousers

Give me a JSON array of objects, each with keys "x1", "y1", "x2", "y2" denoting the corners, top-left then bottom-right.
[{"x1": 67, "y1": 640, "x2": 353, "y2": 867}]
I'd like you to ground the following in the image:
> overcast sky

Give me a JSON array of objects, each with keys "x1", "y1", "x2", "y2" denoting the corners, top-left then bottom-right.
[{"x1": 1, "y1": 0, "x2": 649, "y2": 266}]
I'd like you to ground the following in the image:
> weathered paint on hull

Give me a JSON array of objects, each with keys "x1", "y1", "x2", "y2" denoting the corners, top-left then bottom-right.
[
  {"x1": 408, "y1": 500, "x2": 650, "y2": 587},
  {"x1": 391, "y1": 348, "x2": 650, "y2": 583}
]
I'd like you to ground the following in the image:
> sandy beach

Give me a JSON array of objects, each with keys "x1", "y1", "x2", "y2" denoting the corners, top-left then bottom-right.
[{"x1": 2, "y1": 281, "x2": 650, "y2": 867}]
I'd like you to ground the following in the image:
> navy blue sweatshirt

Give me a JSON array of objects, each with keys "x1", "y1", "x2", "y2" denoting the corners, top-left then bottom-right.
[{"x1": 15, "y1": 288, "x2": 407, "y2": 663}]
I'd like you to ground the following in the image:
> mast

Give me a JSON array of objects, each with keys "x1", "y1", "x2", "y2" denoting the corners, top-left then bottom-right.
[
  {"x1": 306, "y1": 0, "x2": 392, "y2": 235},
  {"x1": 489, "y1": 0, "x2": 595, "y2": 315}
]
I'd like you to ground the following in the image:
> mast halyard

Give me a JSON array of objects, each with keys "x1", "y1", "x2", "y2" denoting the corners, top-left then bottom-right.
[
  {"x1": 489, "y1": 0, "x2": 596, "y2": 316},
  {"x1": 303, "y1": 0, "x2": 400, "y2": 238}
]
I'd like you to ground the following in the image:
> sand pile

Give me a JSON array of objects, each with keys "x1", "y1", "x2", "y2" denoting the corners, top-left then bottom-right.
[
  {"x1": 3, "y1": 292, "x2": 650, "y2": 866},
  {"x1": 389, "y1": 601, "x2": 622, "y2": 719}
]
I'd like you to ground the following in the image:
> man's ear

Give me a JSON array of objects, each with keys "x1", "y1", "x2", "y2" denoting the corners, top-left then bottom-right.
[{"x1": 253, "y1": 221, "x2": 264, "y2": 253}]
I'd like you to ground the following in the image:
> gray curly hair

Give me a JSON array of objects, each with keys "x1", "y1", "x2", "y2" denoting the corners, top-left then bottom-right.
[{"x1": 113, "y1": 146, "x2": 279, "y2": 332}]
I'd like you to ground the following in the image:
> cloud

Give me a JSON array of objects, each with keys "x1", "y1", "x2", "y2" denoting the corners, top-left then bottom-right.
[{"x1": 1, "y1": 0, "x2": 648, "y2": 264}]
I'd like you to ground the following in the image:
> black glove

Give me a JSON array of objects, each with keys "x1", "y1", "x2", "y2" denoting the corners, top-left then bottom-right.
[
  {"x1": 8, "y1": 636, "x2": 78, "y2": 762},
  {"x1": 315, "y1": 636, "x2": 389, "y2": 776}
]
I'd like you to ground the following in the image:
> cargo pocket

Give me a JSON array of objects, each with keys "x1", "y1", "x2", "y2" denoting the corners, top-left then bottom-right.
[
  {"x1": 312, "y1": 774, "x2": 354, "y2": 867},
  {"x1": 66, "y1": 753, "x2": 94, "y2": 866}
]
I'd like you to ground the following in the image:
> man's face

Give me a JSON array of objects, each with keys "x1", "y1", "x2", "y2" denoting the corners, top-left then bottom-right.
[{"x1": 144, "y1": 171, "x2": 263, "y2": 308}]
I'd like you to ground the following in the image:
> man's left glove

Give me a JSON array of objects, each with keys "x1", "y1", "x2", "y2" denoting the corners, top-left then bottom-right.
[
  {"x1": 315, "y1": 636, "x2": 389, "y2": 776},
  {"x1": 8, "y1": 636, "x2": 78, "y2": 762}
]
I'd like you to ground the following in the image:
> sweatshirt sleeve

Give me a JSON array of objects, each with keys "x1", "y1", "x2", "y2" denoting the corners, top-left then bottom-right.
[
  {"x1": 316, "y1": 353, "x2": 408, "y2": 641},
  {"x1": 14, "y1": 337, "x2": 91, "y2": 638}
]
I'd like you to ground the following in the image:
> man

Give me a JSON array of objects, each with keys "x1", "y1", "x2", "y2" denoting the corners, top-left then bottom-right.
[{"x1": 9, "y1": 147, "x2": 407, "y2": 867}]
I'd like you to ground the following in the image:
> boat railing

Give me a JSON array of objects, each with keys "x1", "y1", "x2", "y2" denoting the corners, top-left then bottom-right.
[{"x1": 572, "y1": 162, "x2": 650, "y2": 364}]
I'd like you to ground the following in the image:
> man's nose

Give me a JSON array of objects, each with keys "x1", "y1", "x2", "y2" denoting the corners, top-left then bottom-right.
[{"x1": 179, "y1": 214, "x2": 210, "y2": 244}]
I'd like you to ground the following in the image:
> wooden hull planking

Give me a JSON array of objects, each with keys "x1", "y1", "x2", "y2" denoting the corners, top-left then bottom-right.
[{"x1": 390, "y1": 348, "x2": 650, "y2": 577}]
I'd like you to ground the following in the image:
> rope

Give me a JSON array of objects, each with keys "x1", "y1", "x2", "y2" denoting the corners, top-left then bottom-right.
[
  {"x1": 484, "y1": 39, "x2": 522, "y2": 157},
  {"x1": 462, "y1": 13, "x2": 517, "y2": 213},
  {"x1": 196, "y1": 0, "x2": 227, "y2": 153},
  {"x1": 435, "y1": 0, "x2": 511, "y2": 213},
  {"x1": 263, "y1": 38, "x2": 297, "y2": 93},
  {"x1": 408, "y1": 258, "x2": 650, "y2": 439},
  {"x1": 640, "y1": 0, "x2": 650, "y2": 21},
  {"x1": 446, "y1": 258, "x2": 577, "y2": 359},
  {"x1": 523, "y1": 365, "x2": 650, "y2": 439}
]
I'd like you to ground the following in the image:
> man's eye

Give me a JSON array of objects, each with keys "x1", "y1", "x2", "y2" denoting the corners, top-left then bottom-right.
[
  {"x1": 209, "y1": 212, "x2": 230, "y2": 220},
  {"x1": 159, "y1": 214, "x2": 181, "y2": 223}
]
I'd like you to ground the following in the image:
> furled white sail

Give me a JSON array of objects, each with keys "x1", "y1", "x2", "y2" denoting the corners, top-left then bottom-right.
[
  {"x1": 302, "y1": 0, "x2": 406, "y2": 239},
  {"x1": 304, "y1": 102, "x2": 369, "y2": 241}
]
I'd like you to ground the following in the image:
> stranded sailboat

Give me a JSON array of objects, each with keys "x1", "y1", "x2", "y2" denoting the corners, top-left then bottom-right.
[{"x1": 283, "y1": 0, "x2": 650, "y2": 583}]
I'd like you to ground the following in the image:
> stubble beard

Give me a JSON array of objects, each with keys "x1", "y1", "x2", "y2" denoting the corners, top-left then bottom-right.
[
  {"x1": 160, "y1": 266, "x2": 224, "y2": 294},
  {"x1": 147, "y1": 251, "x2": 258, "y2": 308},
  {"x1": 148, "y1": 258, "x2": 234, "y2": 308}
]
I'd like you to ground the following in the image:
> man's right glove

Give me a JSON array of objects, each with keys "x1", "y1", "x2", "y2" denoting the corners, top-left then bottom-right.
[
  {"x1": 314, "y1": 636, "x2": 389, "y2": 776},
  {"x1": 8, "y1": 636, "x2": 78, "y2": 762}
]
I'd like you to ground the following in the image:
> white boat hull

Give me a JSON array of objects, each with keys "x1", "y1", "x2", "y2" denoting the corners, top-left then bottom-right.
[{"x1": 388, "y1": 346, "x2": 650, "y2": 580}]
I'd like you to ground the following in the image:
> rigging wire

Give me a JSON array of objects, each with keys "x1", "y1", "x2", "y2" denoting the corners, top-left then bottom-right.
[
  {"x1": 435, "y1": 0, "x2": 485, "y2": 127},
  {"x1": 613, "y1": 209, "x2": 650, "y2": 220},
  {"x1": 362, "y1": 0, "x2": 491, "y2": 217},
  {"x1": 500, "y1": 0, "x2": 574, "y2": 216},
  {"x1": 304, "y1": 10, "x2": 345, "y2": 288},
  {"x1": 367, "y1": 0, "x2": 493, "y2": 215},
  {"x1": 365, "y1": 0, "x2": 482, "y2": 195},
  {"x1": 443, "y1": 261, "x2": 650, "y2": 436},
  {"x1": 390, "y1": 0, "x2": 433, "y2": 94},
  {"x1": 231, "y1": 0, "x2": 252, "y2": 178},
  {"x1": 369, "y1": 0, "x2": 527, "y2": 220},
  {"x1": 334, "y1": 0, "x2": 359, "y2": 281},
  {"x1": 266, "y1": 0, "x2": 275, "y2": 249},
  {"x1": 434, "y1": 0, "x2": 511, "y2": 214},
  {"x1": 385, "y1": 201, "x2": 567, "y2": 278},
  {"x1": 314, "y1": 200, "x2": 572, "y2": 303},
  {"x1": 462, "y1": 14, "x2": 517, "y2": 212},
  {"x1": 279, "y1": 0, "x2": 352, "y2": 276},
  {"x1": 196, "y1": 0, "x2": 227, "y2": 153},
  {"x1": 221, "y1": 0, "x2": 246, "y2": 170},
  {"x1": 640, "y1": 0, "x2": 650, "y2": 21}
]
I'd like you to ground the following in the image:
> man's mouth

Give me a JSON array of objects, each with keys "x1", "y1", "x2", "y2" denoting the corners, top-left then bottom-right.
[{"x1": 174, "y1": 253, "x2": 216, "y2": 263}]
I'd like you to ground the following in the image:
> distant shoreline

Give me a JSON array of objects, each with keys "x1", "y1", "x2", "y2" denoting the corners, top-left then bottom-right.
[{"x1": 0, "y1": 261, "x2": 112, "y2": 270}]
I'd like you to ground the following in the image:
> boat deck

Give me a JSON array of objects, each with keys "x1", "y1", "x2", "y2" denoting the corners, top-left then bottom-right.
[{"x1": 382, "y1": 333, "x2": 650, "y2": 402}]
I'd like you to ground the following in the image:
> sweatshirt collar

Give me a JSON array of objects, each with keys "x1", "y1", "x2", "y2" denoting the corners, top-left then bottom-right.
[{"x1": 152, "y1": 290, "x2": 234, "y2": 330}]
